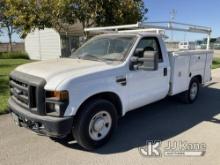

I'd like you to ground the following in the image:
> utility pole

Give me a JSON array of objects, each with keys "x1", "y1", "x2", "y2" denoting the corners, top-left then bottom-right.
[{"x1": 169, "y1": 9, "x2": 177, "y2": 41}]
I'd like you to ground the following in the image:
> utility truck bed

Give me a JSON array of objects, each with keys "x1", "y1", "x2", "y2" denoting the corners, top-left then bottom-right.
[{"x1": 168, "y1": 50, "x2": 213, "y2": 95}]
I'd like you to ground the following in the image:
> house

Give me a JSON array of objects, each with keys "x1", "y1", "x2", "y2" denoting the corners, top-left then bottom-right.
[{"x1": 25, "y1": 22, "x2": 85, "y2": 60}]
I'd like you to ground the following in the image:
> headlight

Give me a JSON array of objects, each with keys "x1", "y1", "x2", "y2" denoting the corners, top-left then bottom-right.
[{"x1": 45, "y1": 91, "x2": 69, "y2": 117}]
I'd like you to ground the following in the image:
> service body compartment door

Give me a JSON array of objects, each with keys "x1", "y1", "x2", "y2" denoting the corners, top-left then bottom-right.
[
  {"x1": 169, "y1": 55, "x2": 191, "y2": 95},
  {"x1": 204, "y1": 53, "x2": 213, "y2": 83},
  {"x1": 169, "y1": 50, "x2": 213, "y2": 95}
]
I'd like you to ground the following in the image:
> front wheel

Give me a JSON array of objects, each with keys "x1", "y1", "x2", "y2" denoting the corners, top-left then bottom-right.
[
  {"x1": 180, "y1": 78, "x2": 200, "y2": 103},
  {"x1": 72, "y1": 99, "x2": 118, "y2": 150}
]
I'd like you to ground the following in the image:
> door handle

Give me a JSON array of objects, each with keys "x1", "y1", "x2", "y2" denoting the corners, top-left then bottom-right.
[
  {"x1": 163, "y1": 68, "x2": 168, "y2": 76},
  {"x1": 116, "y1": 76, "x2": 127, "y2": 86}
]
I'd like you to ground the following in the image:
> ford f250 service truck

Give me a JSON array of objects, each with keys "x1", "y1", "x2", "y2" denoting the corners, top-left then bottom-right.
[{"x1": 9, "y1": 22, "x2": 213, "y2": 150}]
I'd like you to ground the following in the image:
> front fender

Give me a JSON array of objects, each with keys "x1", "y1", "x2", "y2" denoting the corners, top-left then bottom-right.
[{"x1": 56, "y1": 73, "x2": 128, "y2": 117}]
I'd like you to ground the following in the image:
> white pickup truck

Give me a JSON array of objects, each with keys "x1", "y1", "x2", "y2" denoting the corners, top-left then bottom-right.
[{"x1": 9, "y1": 22, "x2": 213, "y2": 150}]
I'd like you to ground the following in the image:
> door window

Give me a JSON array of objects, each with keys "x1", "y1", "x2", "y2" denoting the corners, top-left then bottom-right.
[{"x1": 135, "y1": 37, "x2": 163, "y2": 62}]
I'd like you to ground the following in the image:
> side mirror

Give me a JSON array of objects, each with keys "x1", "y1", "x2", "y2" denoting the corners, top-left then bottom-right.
[
  {"x1": 134, "y1": 48, "x2": 144, "y2": 58},
  {"x1": 131, "y1": 51, "x2": 158, "y2": 71}
]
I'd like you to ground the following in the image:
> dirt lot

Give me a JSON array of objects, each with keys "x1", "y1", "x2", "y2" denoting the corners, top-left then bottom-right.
[
  {"x1": 214, "y1": 50, "x2": 220, "y2": 58},
  {"x1": 0, "y1": 69, "x2": 220, "y2": 165}
]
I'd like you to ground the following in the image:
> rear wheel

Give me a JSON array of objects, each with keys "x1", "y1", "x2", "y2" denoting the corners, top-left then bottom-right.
[
  {"x1": 180, "y1": 77, "x2": 200, "y2": 103},
  {"x1": 72, "y1": 99, "x2": 118, "y2": 150}
]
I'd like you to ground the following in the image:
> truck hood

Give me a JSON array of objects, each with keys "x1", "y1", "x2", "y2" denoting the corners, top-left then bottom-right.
[{"x1": 15, "y1": 58, "x2": 114, "y2": 85}]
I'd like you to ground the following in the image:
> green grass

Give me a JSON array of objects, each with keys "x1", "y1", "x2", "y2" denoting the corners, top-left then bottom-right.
[
  {"x1": 212, "y1": 57, "x2": 220, "y2": 69},
  {"x1": 0, "y1": 59, "x2": 31, "y2": 114},
  {"x1": 0, "y1": 52, "x2": 29, "y2": 59}
]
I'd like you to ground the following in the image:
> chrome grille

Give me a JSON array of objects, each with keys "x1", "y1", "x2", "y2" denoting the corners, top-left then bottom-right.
[
  {"x1": 10, "y1": 78, "x2": 30, "y2": 109},
  {"x1": 9, "y1": 71, "x2": 46, "y2": 115}
]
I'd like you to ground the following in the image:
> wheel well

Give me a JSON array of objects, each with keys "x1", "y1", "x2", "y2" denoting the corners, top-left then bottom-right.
[
  {"x1": 76, "y1": 92, "x2": 123, "y2": 118},
  {"x1": 193, "y1": 75, "x2": 202, "y2": 84}
]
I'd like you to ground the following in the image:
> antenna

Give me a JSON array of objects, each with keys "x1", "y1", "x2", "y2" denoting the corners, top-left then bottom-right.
[{"x1": 170, "y1": 9, "x2": 177, "y2": 21}]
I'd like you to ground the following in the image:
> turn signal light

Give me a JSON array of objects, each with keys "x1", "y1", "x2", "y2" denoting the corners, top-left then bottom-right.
[{"x1": 47, "y1": 91, "x2": 69, "y2": 101}]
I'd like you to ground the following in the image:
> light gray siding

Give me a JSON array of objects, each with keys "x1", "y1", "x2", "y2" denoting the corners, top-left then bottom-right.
[{"x1": 25, "y1": 28, "x2": 61, "y2": 60}]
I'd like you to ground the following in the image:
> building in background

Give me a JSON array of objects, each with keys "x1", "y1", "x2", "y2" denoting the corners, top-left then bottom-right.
[
  {"x1": 25, "y1": 22, "x2": 85, "y2": 60},
  {"x1": 165, "y1": 41, "x2": 179, "y2": 51}
]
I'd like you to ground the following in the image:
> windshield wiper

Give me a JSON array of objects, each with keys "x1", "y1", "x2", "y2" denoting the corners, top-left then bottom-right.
[{"x1": 102, "y1": 58, "x2": 121, "y2": 61}]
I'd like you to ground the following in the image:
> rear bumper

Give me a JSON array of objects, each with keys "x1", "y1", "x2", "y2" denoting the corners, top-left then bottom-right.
[{"x1": 8, "y1": 97, "x2": 73, "y2": 138}]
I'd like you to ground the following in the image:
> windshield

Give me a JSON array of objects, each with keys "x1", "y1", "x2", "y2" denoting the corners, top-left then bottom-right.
[{"x1": 72, "y1": 35, "x2": 136, "y2": 62}]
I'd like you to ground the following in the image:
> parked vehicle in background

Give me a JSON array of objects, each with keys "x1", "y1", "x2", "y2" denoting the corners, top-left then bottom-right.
[
  {"x1": 8, "y1": 22, "x2": 213, "y2": 150},
  {"x1": 179, "y1": 41, "x2": 196, "y2": 50}
]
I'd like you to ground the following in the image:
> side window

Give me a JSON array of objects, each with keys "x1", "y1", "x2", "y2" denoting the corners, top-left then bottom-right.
[{"x1": 135, "y1": 37, "x2": 163, "y2": 62}]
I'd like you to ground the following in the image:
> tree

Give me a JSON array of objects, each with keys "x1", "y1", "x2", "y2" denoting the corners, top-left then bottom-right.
[
  {"x1": 0, "y1": 0, "x2": 18, "y2": 52},
  {"x1": 95, "y1": 0, "x2": 147, "y2": 26},
  {"x1": 5, "y1": 0, "x2": 147, "y2": 38},
  {"x1": 69, "y1": 0, "x2": 147, "y2": 37},
  {"x1": 5, "y1": 0, "x2": 76, "y2": 37},
  {"x1": 70, "y1": 0, "x2": 95, "y2": 29},
  {"x1": 70, "y1": 0, "x2": 147, "y2": 27}
]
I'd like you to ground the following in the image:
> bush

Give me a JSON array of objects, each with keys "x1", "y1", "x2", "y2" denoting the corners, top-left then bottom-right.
[
  {"x1": 212, "y1": 58, "x2": 220, "y2": 69},
  {"x1": 0, "y1": 52, "x2": 29, "y2": 59}
]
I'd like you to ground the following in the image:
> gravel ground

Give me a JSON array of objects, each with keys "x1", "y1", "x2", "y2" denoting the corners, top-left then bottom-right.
[{"x1": 214, "y1": 50, "x2": 220, "y2": 58}]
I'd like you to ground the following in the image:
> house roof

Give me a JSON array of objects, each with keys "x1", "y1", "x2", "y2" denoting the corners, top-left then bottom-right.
[{"x1": 59, "y1": 21, "x2": 84, "y2": 36}]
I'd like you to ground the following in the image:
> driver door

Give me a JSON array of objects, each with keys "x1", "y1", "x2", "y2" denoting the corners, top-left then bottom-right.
[{"x1": 126, "y1": 37, "x2": 170, "y2": 111}]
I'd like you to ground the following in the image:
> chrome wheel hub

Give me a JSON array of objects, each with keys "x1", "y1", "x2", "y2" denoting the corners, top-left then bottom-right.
[
  {"x1": 190, "y1": 82, "x2": 198, "y2": 100},
  {"x1": 94, "y1": 118, "x2": 105, "y2": 132},
  {"x1": 89, "y1": 111, "x2": 112, "y2": 141}
]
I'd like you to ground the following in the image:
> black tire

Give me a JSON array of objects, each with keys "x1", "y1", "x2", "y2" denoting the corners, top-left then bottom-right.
[
  {"x1": 180, "y1": 77, "x2": 200, "y2": 104},
  {"x1": 72, "y1": 99, "x2": 118, "y2": 150}
]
